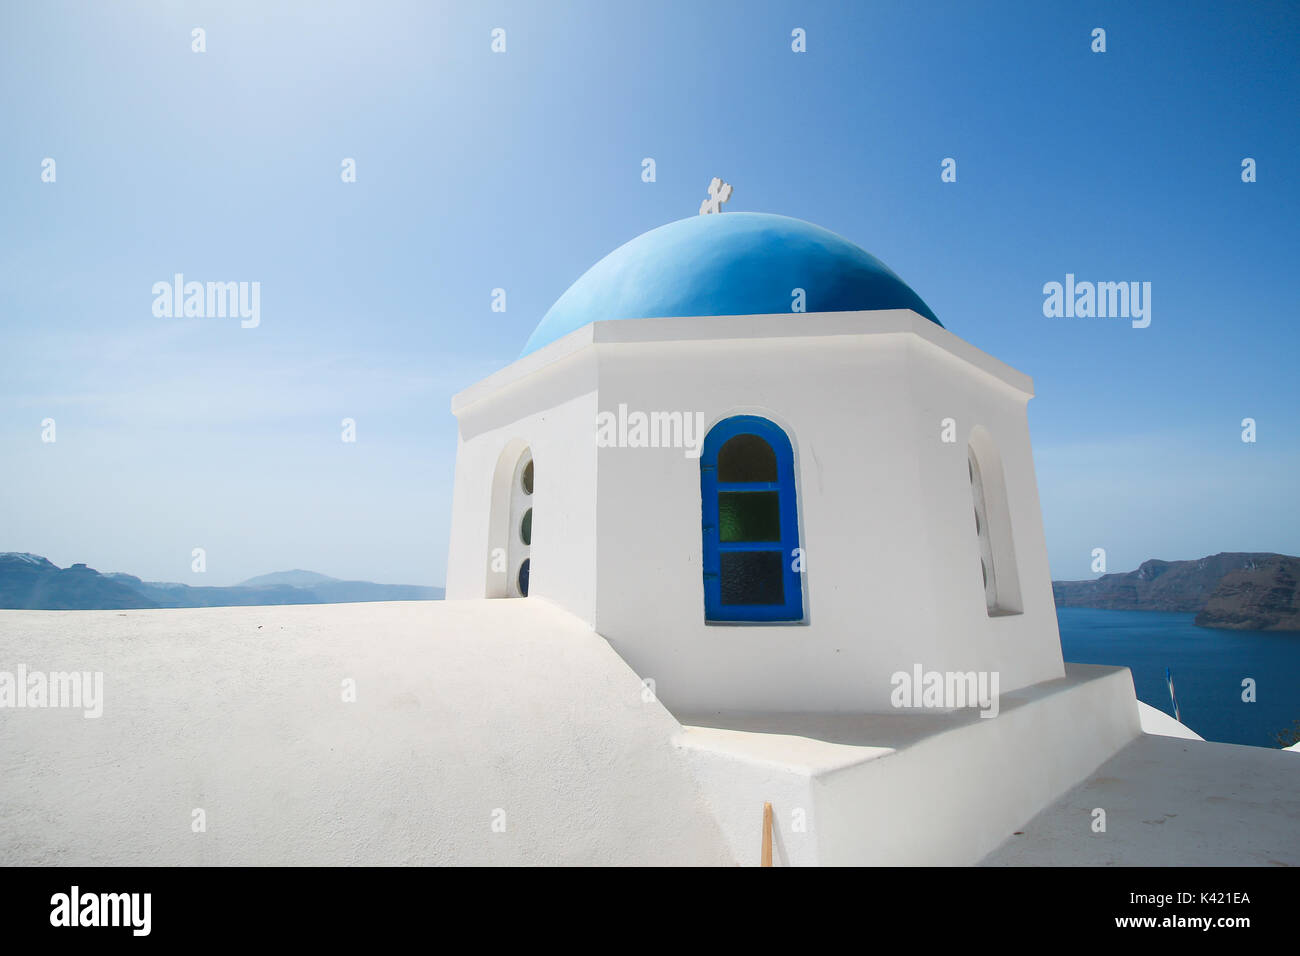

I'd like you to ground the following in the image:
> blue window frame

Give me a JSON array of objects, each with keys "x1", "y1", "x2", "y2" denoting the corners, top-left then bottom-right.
[{"x1": 700, "y1": 415, "x2": 803, "y2": 623}]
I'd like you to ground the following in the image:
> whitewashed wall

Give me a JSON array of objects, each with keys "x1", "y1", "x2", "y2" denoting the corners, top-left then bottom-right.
[
  {"x1": 446, "y1": 346, "x2": 600, "y2": 623},
  {"x1": 677, "y1": 663, "x2": 1142, "y2": 866},
  {"x1": 448, "y1": 311, "x2": 1064, "y2": 714}
]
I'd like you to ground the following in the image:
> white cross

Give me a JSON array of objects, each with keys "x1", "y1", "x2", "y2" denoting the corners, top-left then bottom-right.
[{"x1": 699, "y1": 177, "x2": 733, "y2": 215}]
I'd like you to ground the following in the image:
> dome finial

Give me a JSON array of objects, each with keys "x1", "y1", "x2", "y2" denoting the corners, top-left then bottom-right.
[{"x1": 699, "y1": 177, "x2": 733, "y2": 215}]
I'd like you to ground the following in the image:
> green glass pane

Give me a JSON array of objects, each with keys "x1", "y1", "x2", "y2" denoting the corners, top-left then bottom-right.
[
  {"x1": 719, "y1": 491, "x2": 780, "y2": 542},
  {"x1": 520, "y1": 508, "x2": 532, "y2": 546}
]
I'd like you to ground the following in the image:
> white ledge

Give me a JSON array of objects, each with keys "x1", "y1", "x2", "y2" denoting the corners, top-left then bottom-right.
[{"x1": 452, "y1": 309, "x2": 1034, "y2": 414}]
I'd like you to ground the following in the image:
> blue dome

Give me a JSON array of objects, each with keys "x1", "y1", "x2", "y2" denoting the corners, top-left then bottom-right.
[{"x1": 521, "y1": 212, "x2": 940, "y2": 356}]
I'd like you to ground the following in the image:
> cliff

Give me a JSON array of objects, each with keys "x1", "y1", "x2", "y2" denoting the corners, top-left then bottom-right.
[
  {"x1": 1052, "y1": 553, "x2": 1282, "y2": 613},
  {"x1": 1194, "y1": 556, "x2": 1300, "y2": 632}
]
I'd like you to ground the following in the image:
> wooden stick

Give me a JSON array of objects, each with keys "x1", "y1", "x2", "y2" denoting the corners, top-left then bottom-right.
[{"x1": 761, "y1": 802, "x2": 773, "y2": 867}]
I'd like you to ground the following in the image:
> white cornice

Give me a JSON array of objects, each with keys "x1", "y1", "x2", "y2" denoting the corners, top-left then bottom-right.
[{"x1": 451, "y1": 310, "x2": 1033, "y2": 414}]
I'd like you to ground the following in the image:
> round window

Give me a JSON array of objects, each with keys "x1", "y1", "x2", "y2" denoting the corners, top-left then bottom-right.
[
  {"x1": 520, "y1": 508, "x2": 532, "y2": 546},
  {"x1": 521, "y1": 460, "x2": 534, "y2": 495},
  {"x1": 517, "y1": 559, "x2": 530, "y2": 597}
]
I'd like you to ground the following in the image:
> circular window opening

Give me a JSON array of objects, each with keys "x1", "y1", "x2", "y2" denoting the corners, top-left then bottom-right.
[
  {"x1": 521, "y1": 460, "x2": 534, "y2": 495},
  {"x1": 974, "y1": 508, "x2": 981, "y2": 535},
  {"x1": 980, "y1": 559, "x2": 988, "y2": 589},
  {"x1": 517, "y1": 559, "x2": 530, "y2": 597},
  {"x1": 520, "y1": 508, "x2": 532, "y2": 546}
]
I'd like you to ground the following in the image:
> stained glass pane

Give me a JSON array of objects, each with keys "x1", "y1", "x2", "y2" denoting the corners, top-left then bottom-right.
[
  {"x1": 719, "y1": 491, "x2": 780, "y2": 542},
  {"x1": 518, "y1": 559, "x2": 530, "y2": 597},
  {"x1": 520, "y1": 508, "x2": 532, "y2": 546},
  {"x1": 720, "y1": 551, "x2": 784, "y2": 605},
  {"x1": 718, "y1": 434, "x2": 777, "y2": 482},
  {"x1": 521, "y1": 460, "x2": 534, "y2": 495}
]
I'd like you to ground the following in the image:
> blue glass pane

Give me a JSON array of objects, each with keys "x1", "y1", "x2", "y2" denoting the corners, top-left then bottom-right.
[{"x1": 720, "y1": 551, "x2": 784, "y2": 605}]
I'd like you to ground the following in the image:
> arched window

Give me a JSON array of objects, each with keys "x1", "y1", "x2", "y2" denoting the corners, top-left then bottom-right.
[
  {"x1": 968, "y1": 449, "x2": 998, "y2": 611},
  {"x1": 967, "y1": 428, "x2": 1022, "y2": 616},
  {"x1": 509, "y1": 450, "x2": 533, "y2": 597},
  {"x1": 486, "y1": 440, "x2": 532, "y2": 599},
  {"x1": 700, "y1": 416, "x2": 803, "y2": 623}
]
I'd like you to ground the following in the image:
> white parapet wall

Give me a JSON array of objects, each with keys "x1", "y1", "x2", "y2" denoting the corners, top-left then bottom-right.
[
  {"x1": 0, "y1": 600, "x2": 735, "y2": 866},
  {"x1": 676, "y1": 662, "x2": 1143, "y2": 866},
  {"x1": 1136, "y1": 700, "x2": 1204, "y2": 740}
]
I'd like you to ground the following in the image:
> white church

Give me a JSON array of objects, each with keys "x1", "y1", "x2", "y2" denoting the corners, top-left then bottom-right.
[
  {"x1": 437, "y1": 183, "x2": 1296, "y2": 865},
  {"x1": 447, "y1": 192, "x2": 1057, "y2": 717},
  {"x1": 3, "y1": 184, "x2": 1295, "y2": 868}
]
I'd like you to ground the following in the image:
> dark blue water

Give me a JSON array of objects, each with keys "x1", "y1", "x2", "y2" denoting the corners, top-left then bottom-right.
[{"x1": 1057, "y1": 607, "x2": 1300, "y2": 747}]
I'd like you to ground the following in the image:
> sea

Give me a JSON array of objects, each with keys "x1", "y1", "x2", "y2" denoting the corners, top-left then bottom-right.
[{"x1": 1057, "y1": 607, "x2": 1300, "y2": 747}]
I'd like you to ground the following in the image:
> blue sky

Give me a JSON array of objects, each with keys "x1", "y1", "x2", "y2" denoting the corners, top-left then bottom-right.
[{"x1": 2, "y1": 0, "x2": 1297, "y2": 586}]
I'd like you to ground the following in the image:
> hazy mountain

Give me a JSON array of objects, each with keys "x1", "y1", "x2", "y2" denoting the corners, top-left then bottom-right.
[
  {"x1": 240, "y1": 570, "x2": 338, "y2": 588},
  {"x1": 1053, "y1": 552, "x2": 1299, "y2": 631},
  {"x1": 301, "y1": 580, "x2": 441, "y2": 604},
  {"x1": 0, "y1": 554, "x2": 159, "y2": 610},
  {"x1": 0, "y1": 554, "x2": 443, "y2": 610}
]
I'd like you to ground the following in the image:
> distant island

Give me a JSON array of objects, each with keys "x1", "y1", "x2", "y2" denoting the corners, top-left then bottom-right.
[
  {"x1": 1053, "y1": 552, "x2": 1300, "y2": 632},
  {"x1": 0, "y1": 553, "x2": 444, "y2": 610}
]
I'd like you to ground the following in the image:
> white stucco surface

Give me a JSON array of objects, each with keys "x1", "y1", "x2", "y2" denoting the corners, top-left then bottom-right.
[
  {"x1": 1136, "y1": 700, "x2": 1204, "y2": 740},
  {"x1": 3, "y1": 600, "x2": 1295, "y2": 867},
  {"x1": 676, "y1": 662, "x2": 1143, "y2": 866},
  {"x1": 446, "y1": 351, "x2": 598, "y2": 619},
  {"x1": 0, "y1": 600, "x2": 734, "y2": 866},
  {"x1": 980, "y1": 733, "x2": 1300, "y2": 866}
]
